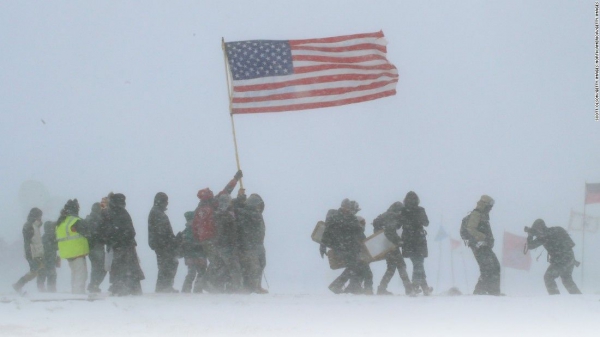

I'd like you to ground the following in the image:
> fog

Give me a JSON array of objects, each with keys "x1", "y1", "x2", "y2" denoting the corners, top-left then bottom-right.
[{"x1": 1, "y1": 1, "x2": 598, "y2": 295}]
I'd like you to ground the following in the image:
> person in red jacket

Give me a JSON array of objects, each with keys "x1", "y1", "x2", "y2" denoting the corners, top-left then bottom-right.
[{"x1": 192, "y1": 170, "x2": 242, "y2": 292}]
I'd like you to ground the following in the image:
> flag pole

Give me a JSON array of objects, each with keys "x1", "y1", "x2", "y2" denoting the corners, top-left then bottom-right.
[
  {"x1": 222, "y1": 37, "x2": 244, "y2": 189},
  {"x1": 581, "y1": 181, "x2": 587, "y2": 288},
  {"x1": 450, "y1": 238, "x2": 455, "y2": 286}
]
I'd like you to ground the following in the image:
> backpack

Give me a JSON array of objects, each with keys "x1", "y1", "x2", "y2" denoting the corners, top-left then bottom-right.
[{"x1": 459, "y1": 212, "x2": 474, "y2": 245}]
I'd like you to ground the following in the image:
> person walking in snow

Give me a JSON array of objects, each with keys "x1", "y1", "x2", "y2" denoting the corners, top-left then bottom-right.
[
  {"x1": 55, "y1": 199, "x2": 90, "y2": 294},
  {"x1": 376, "y1": 201, "x2": 414, "y2": 296},
  {"x1": 525, "y1": 219, "x2": 581, "y2": 295},
  {"x1": 38, "y1": 220, "x2": 59, "y2": 292},
  {"x1": 321, "y1": 199, "x2": 369, "y2": 294},
  {"x1": 463, "y1": 195, "x2": 502, "y2": 296},
  {"x1": 13, "y1": 207, "x2": 45, "y2": 294},
  {"x1": 390, "y1": 191, "x2": 432, "y2": 295},
  {"x1": 148, "y1": 192, "x2": 179, "y2": 293}
]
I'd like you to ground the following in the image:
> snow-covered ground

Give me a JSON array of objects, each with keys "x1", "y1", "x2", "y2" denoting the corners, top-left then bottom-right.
[{"x1": 1, "y1": 292, "x2": 599, "y2": 337}]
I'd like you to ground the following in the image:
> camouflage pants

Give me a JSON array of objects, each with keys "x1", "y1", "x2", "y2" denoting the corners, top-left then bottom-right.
[
  {"x1": 471, "y1": 246, "x2": 500, "y2": 295},
  {"x1": 378, "y1": 249, "x2": 412, "y2": 292},
  {"x1": 544, "y1": 261, "x2": 581, "y2": 295}
]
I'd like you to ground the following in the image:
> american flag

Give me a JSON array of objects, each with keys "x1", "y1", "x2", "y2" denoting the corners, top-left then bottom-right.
[{"x1": 224, "y1": 31, "x2": 398, "y2": 114}]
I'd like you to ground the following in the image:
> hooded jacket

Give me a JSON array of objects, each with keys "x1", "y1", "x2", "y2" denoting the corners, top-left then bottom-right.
[
  {"x1": 105, "y1": 193, "x2": 137, "y2": 249},
  {"x1": 23, "y1": 208, "x2": 44, "y2": 261},
  {"x1": 465, "y1": 195, "x2": 495, "y2": 248},
  {"x1": 398, "y1": 192, "x2": 429, "y2": 258},
  {"x1": 192, "y1": 178, "x2": 239, "y2": 242},
  {"x1": 527, "y1": 219, "x2": 576, "y2": 265},
  {"x1": 148, "y1": 192, "x2": 177, "y2": 252},
  {"x1": 234, "y1": 193, "x2": 266, "y2": 251}
]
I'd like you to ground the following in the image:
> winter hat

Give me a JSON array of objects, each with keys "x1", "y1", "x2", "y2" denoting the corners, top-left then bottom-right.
[
  {"x1": 110, "y1": 193, "x2": 126, "y2": 208},
  {"x1": 404, "y1": 191, "x2": 420, "y2": 208},
  {"x1": 184, "y1": 211, "x2": 195, "y2": 221},
  {"x1": 91, "y1": 202, "x2": 101, "y2": 214},
  {"x1": 154, "y1": 192, "x2": 168, "y2": 206},
  {"x1": 341, "y1": 198, "x2": 352, "y2": 209},
  {"x1": 197, "y1": 188, "x2": 214, "y2": 201},
  {"x1": 43, "y1": 221, "x2": 55, "y2": 233},
  {"x1": 388, "y1": 201, "x2": 404, "y2": 213},
  {"x1": 531, "y1": 219, "x2": 547, "y2": 233},
  {"x1": 247, "y1": 194, "x2": 265, "y2": 213},
  {"x1": 479, "y1": 195, "x2": 495, "y2": 206},
  {"x1": 27, "y1": 207, "x2": 43, "y2": 222},
  {"x1": 64, "y1": 199, "x2": 80, "y2": 216}
]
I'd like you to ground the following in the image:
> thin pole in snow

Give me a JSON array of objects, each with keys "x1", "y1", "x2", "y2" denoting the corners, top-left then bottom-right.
[
  {"x1": 582, "y1": 181, "x2": 587, "y2": 289},
  {"x1": 222, "y1": 37, "x2": 244, "y2": 189}
]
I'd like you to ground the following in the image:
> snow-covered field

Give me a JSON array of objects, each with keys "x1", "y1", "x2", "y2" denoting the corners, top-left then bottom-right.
[{"x1": 1, "y1": 292, "x2": 599, "y2": 337}]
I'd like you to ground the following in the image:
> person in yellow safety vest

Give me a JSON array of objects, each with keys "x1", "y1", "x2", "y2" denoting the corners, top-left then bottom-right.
[{"x1": 55, "y1": 199, "x2": 90, "y2": 294}]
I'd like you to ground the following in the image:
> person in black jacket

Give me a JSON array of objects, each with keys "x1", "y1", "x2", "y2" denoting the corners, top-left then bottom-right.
[
  {"x1": 105, "y1": 193, "x2": 145, "y2": 296},
  {"x1": 376, "y1": 202, "x2": 414, "y2": 296},
  {"x1": 13, "y1": 208, "x2": 44, "y2": 293},
  {"x1": 388, "y1": 191, "x2": 431, "y2": 295},
  {"x1": 526, "y1": 219, "x2": 581, "y2": 295},
  {"x1": 148, "y1": 192, "x2": 179, "y2": 293},
  {"x1": 85, "y1": 203, "x2": 107, "y2": 293},
  {"x1": 321, "y1": 199, "x2": 368, "y2": 294},
  {"x1": 213, "y1": 194, "x2": 243, "y2": 293},
  {"x1": 179, "y1": 211, "x2": 206, "y2": 293},
  {"x1": 234, "y1": 190, "x2": 268, "y2": 294},
  {"x1": 38, "y1": 221, "x2": 58, "y2": 292}
]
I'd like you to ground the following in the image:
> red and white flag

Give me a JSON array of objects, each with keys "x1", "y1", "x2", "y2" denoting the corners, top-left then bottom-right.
[
  {"x1": 502, "y1": 231, "x2": 531, "y2": 271},
  {"x1": 224, "y1": 31, "x2": 398, "y2": 114}
]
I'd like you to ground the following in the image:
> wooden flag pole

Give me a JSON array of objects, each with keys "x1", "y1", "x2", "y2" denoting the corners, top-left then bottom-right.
[{"x1": 222, "y1": 37, "x2": 244, "y2": 189}]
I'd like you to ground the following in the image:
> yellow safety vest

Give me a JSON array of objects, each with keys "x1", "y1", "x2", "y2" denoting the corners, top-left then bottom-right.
[{"x1": 56, "y1": 216, "x2": 89, "y2": 259}]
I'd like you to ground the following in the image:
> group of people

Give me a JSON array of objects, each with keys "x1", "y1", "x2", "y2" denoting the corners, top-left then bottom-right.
[
  {"x1": 319, "y1": 193, "x2": 582, "y2": 296},
  {"x1": 13, "y1": 170, "x2": 269, "y2": 296}
]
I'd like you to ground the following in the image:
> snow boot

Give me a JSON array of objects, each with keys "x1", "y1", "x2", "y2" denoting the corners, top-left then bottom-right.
[{"x1": 377, "y1": 286, "x2": 393, "y2": 295}]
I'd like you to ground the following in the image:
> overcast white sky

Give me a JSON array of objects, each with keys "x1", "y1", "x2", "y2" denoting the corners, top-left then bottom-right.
[{"x1": 1, "y1": 1, "x2": 598, "y2": 294}]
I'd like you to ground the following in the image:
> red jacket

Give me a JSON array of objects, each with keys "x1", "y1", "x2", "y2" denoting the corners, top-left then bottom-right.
[{"x1": 193, "y1": 178, "x2": 238, "y2": 242}]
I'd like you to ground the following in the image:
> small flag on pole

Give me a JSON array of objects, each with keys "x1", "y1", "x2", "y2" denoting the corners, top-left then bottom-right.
[
  {"x1": 224, "y1": 31, "x2": 398, "y2": 114},
  {"x1": 450, "y1": 238, "x2": 462, "y2": 250},
  {"x1": 585, "y1": 183, "x2": 600, "y2": 204},
  {"x1": 434, "y1": 226, "x2": 448, "y2": 241},
  {"x1": 502, "y1": 231, "x2": 531, "y2": 271},
  {"x1": 568, "y1": 210, "x2": 599, "y2": 233}
]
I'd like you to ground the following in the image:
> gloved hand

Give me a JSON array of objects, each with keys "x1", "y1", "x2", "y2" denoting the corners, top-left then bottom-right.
[
  {"x1": 475, "y1": 241, "x2": 486, "y2": 249},
  {"x1": 320, "y1": 245, "x2": 326, "y2": 258},
  {"x1": 234, "y1": 170, "x2": 243, "y2": 180}
]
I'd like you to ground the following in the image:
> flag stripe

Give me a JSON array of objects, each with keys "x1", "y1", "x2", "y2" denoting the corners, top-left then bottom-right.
[
  {"x1": 292, "y1": 54, "x2": 388, "y2": 64},
  {"x1": 232, "y1": 79, "x2": 398, "y2": 103},
  {"x1": 293, "y1": 63, "x2": 396, "y2": 74},
  {"x1": 225, "y1": 31, "x2": 397, "y2": 114},
  {"x1": 232, "y1": 90, "x2": 396, "y2": 114},
  {"x1": 291, "y1": 43, "x2": 387, "y2": 54},
  {"x1": 288, "y1": 31, "x2": 384, "y2": 45},
  {"x1": 233, "y1": 72, "x2": 399, "y2": 92},
  {"x1": 232, "y1": 83, "x2": 398, "y2": 110}
]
